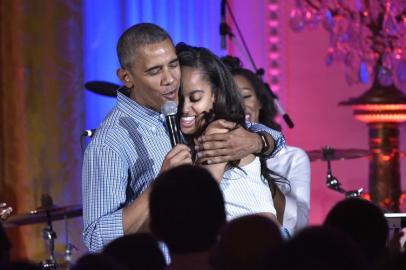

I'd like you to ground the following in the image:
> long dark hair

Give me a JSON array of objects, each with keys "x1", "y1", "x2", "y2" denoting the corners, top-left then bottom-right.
[
  {"x1": 222, "y1": 55, "x2": 288, "y2": 195},
  {"x1": 176, "y1": 43, "x2": 246, "y2": 141}
]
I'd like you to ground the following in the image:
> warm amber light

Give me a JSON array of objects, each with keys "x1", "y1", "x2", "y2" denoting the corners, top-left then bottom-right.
[
  {"x1": 352, "y1": 104, "x2": 406, "y2": 123},
  {"x1": 381, "y1": 155, "x2": 392, "y2": 161},
  {"x1": 361, "y1": 192, "x2": 406, "y2": 206},
  {"x1": 355, "y1": 114, "x2": 406, "y2": 123},
  {"x1": 353, "y1": 104, "x2": 406, "y2": 111},
  {"x1": 361, "y1": 193, "x2": 371, "y2": 201},
  {"x1": 401, "y1": 193, "x2": 406, "y2": 206}
]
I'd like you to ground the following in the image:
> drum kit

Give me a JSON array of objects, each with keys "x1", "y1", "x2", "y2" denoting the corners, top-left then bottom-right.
[{"x1": 2, "y1": 195, "x2": 82, "y2": 270}]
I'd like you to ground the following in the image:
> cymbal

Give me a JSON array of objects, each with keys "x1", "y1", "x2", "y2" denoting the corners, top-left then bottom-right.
[
  {"x1": 4, "y1": 204, "x2": 82, "y2": 228},
  {"x1": 84, "y1": 81, "x2": 129, "y2": 97},
  {"x1": 306, "y1": 148, "x2": 370, "y2": 162}
]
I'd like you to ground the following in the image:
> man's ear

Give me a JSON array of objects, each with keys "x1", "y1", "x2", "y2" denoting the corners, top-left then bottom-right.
[{"x1": 117, "y1": 68, "x2": 133, "y2": 88}]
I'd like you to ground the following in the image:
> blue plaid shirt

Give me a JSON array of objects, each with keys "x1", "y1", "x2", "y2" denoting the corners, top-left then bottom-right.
[{"x1": 82, "y1": 92, "x2": 285, "y2": 252}]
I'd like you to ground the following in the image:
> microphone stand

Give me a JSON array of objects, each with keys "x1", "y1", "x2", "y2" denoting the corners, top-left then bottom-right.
[
  {"x1": 220, "y1": 0, "x2": 233, "y2": 49},
  {"x1": 223, "y1": 1, "x2": 258, "y2": 71}
]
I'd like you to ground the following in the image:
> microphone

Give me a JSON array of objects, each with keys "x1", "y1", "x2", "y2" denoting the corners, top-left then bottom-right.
[
  {"x1": 82, "y1": 129, "x2": 96, "y2": 137},
  {"x1": 161, "y1": 101, "x2": 181, "y2": 147},
  {"x1": 220, "y1": 0, "x2": 227, "y2": 49}
]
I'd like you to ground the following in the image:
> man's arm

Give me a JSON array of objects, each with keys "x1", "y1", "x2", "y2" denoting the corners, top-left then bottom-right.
[
  {"x1": 82, "y1": 144, "x2": 130, "y2": 252},
  {"x1": 83, "y1": 143, "x2": 192, "y2": 252},
  {"x1": 195, "y1": 120, "x2": 285, "y2": 164},
  {"x1": 122, "y1": 144, "x2": 193, "y2": 234}
]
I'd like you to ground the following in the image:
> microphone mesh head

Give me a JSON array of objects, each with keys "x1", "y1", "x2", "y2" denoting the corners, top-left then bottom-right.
[{"x1": 161, "y1": 101, "x2": 178, "y2": 116}]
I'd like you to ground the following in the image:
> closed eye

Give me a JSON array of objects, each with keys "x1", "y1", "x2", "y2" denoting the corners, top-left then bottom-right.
[
  {"x1": 146, "y1": 67, "x2": 161, "y2": 76},
  {"x1": 168, "y1": 59, "x2": 179, "y2": 68},
  {"x1": 190, "y1": 95, "x2": 202, "y2": 102},
  {"x1": 190, "y1": 91, "x2": 204, "y2": 102}
]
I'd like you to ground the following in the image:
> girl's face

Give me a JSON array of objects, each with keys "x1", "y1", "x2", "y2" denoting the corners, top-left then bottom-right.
[
  {"x1": 180, "y1": 67, "x2": 215, "y2": 135},
  {"x1": 234, "y1": 74, "x2": 261, "y2": 123}
]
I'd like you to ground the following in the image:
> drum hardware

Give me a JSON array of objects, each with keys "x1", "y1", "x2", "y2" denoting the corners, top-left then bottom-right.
[
  {"x1": 322, "y1": 146, "x2": 364, "y2": 198},
  {"x1": 84, "y1": 81, "x2": 129, "y2": 97},
  {"x1": 63, "y1": 243, "x2": 76, "y2": 269},
  {"x1": 4, "y1": 203, "x2": 82, "y2": 228},
  {"x1": 4, "y1": 194, "x2": 82, "y2": 269},
  {"x1": 306, "y1": 148, "x2": 370, "y2": 162},
  {"x1": 39, "y1": 194, "x2": 58, "y2": 270},
  {"x1": 0, "y1": 202, "x2": 12, "y2": 221},
  {"x1": 63, "y1": 214, "x2": 77, "y2": 270}
]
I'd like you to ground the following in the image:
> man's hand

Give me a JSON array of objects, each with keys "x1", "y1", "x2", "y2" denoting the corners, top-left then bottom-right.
[
  {"x1": 124, "y1": 144, "x2": 192, "y2": 234},
  {"x1": 0, "y1": 203, "x2": 12, "y2": 221},
  {"x1": 195, "y1": 120, "x2": 263, "y2": 164},
  {"x1": 159, "y1": 144, "x2": 193, "y2": 174}
]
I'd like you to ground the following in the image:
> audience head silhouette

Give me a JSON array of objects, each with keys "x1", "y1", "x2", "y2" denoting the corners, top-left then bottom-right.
[
  {"x1": 103, "y1": 233, "x2": 166, "y2": 270},
  {"x1": 0, "y1": 223, "x2": 10, "y2": 268},
  {"x1": 149, "y1": 165, "x2": 226, "y2": 255},
  {"x1": 273, "y1": 226, "x2": 367, "y2": 270},
  {"x1": 71, "y1": 253, "x2": 125, "y2": 270},
  {"x1": 324, "y1": 198, "x2": 388, "y2": 264},
  {"x1": 211, "y1": 214, "x2": 283, "y2": 270}
]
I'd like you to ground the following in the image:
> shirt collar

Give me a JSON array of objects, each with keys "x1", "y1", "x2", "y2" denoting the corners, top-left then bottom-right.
[{"x1": 116, "y1": 92, "x2": 166, "y2": 127}]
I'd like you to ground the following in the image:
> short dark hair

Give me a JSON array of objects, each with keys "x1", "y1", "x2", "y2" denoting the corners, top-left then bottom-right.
[
  {"x1": 71, "y1": 254, "x2": 125, "y2": 270},
  {"x1": 211, "y1": 214, "x2": 283, "y2": 270},
  {"x1": 176, "y1": 43, "x2": 246, "y2": 138},
  {"x1": 103, "y1": 233, "x2": 166, "y2": 270},
  {"x1": 324, "y1": 198, "x2": 388, "y2": 263},
  {"x1": 117, "y1": 23, "x2": 172, "y2": 68},
  {"x1": 271, "y1": 226, "x2": 367, "y2": 270},
  {"x1": 149, "y1": 165, "x2": 226, "y2": 255},
  {"x1": 0, "y1": 223, "x2": 10, "y2": 267},
  {"x1": 221, "y1": 55, "x2": 281, "y2": 131}
]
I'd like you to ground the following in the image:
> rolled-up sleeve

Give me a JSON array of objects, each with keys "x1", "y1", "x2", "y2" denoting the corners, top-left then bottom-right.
[
  {"x1": 82, "y1": 144, "x2": 128, "y2": 252},
  {"x1": 290, "y1": 148, "x2": 311, "y2": 231},
  {"x1": 246, "y1": 122, "x2": 286, "y2": 157}
]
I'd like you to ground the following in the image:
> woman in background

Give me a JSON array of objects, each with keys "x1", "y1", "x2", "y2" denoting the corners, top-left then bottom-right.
[{"x1": 222, "y1": 55, "x2": 311, "y2": 235}]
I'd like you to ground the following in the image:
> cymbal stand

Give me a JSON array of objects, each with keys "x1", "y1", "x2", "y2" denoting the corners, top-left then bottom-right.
[
  {"x1": 63, "y1": 213, "x2": 77, "y2": 270},
  {"x1": 40, "y1": 210, "x2": 58, "y2": 270},
  {"x1": 39, "y1": 194, "x2": 58, "y2": 270},
  {"x1": 323, "y1": 146, "x2": 364, "y2": 198}
]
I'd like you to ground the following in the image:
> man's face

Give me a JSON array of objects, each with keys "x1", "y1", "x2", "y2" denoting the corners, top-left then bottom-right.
[{"x1": 119, "y1": 38, "x2": 181, "y2": 112}]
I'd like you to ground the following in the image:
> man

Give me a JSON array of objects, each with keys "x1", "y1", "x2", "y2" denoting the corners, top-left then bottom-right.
[{"x1": 82, "y1": 23, "x2": 285, "y2": 252}]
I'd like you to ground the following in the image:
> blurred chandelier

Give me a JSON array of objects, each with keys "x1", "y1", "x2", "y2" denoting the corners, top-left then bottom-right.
[
  {"x1": 289, "y1": 0, "x2": 406, "y2": 212},
  {"x1": 289, "y1": 0, "x2": 406, "y2": 88}
]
